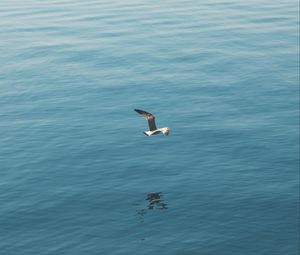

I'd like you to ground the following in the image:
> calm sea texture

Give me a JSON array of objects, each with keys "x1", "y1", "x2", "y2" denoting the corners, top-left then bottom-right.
[{"x1": 0, "y1": 0, "x2": 299, "y2": 254}]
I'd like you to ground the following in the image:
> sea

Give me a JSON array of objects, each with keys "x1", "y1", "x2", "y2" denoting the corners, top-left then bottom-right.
[{"x1": 0, "y1": 0, "x2": 299, "y2": 254}]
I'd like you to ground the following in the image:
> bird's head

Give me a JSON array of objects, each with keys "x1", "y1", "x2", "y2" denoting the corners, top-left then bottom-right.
[{"x1": 163, "y1": 127, "x2": 170, "y2": 136}]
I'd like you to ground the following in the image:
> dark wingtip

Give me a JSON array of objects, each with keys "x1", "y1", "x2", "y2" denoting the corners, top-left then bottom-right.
[
  {"x1": 134, "y1": 109, "x2": 143, "y2": 114},
  {"x1": 134, "y1": 109, "x2": 152, "y2": 117}
]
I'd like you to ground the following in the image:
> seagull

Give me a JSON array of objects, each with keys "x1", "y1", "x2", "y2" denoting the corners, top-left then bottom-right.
[{"x1": 134, "y1": 109, "x2": 170, "y2": 136}]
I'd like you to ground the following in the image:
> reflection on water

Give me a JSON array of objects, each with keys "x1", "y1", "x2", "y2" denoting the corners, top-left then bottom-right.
[
  {"x1": 135, "y1": 192, "x2": 168, "y2": 222},
  {"x1": 146, "y1": 192, "x2": 168, "y2": 210}
]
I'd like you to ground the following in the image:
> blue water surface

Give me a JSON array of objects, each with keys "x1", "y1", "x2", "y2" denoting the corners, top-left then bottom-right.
[{"x1": 0, "y1": 0, "x2": 299, "y2": 254}]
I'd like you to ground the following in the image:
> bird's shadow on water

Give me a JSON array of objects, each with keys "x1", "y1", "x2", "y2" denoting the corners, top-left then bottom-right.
[{"x1": 133, "y1": 192, "x2": 168, "y2": 223}]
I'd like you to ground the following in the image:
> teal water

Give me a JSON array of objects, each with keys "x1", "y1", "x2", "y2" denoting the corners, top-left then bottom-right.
[{"x1": 0, "y1": 0, "x2": 299, "y2": 254}]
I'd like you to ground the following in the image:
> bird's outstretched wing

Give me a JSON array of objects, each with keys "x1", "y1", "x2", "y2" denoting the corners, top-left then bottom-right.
[{"x1": 134, "y1": 109, "x2": 157, "y2": 131}]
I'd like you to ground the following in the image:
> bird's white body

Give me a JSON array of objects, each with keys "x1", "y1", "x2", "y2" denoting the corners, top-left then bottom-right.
[{"x1": 144, "y1": 127, "x2": 170, "y2": 136}]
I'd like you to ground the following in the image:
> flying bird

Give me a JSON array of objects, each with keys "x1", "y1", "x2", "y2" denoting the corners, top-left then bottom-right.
[{"x1": 134, "y1": 109, "x2": 170, "y2": 136}]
